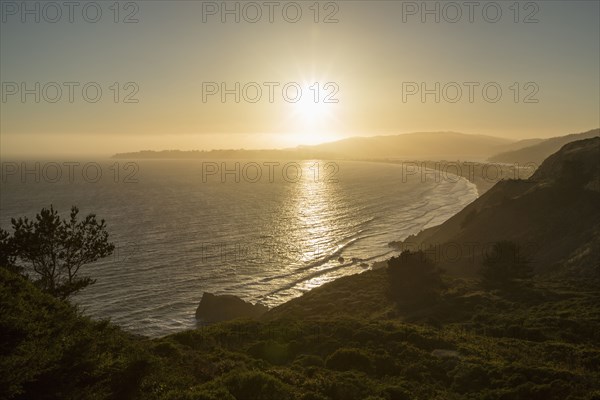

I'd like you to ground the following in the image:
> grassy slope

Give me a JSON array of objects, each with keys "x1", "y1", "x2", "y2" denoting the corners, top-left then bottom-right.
[{"x1": 3, "y1": 265, "x2": 599, "y2": 400}]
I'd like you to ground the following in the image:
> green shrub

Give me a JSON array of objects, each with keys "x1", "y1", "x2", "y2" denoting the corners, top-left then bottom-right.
[
  {"x1": 153, "y1": 341, "x2": 181, "y2": 358},
  {"x1": 450, "y1": 362, "x2": 491, "y2": 394},
  {"x1": 322, "y1": 371, "x2": 370, "y2": 400},
  {"x1": 163, "y1": 386, "x2": 235, "y2": 400},
  {"x1": 293, "y1": 354, "x2": 324, "y2": 368},
  {"x1": 480, "y1": 241, "x2": 533, "y2": 287},
  {"x1": 381, "y1": 385, "x2": 412, "y2": 400},
  {"x1": 248, "y1": 340, "x2": 291, "y2": 365},
  {"x1": 223, "y1": 370, "x2": 293, "y2": 400},
  {"x1": 373, "y1": 352, "x2": 398, "y2": 376},
  {"x1": 387, "y1": 251, "x2": 444, "y2": 304},
  {"x1": 0, "y1": 267, "x2": 146, "y2": 400},
  {"x1": 299, "y1": 393, "x2": 328, "y2": 400},
  {"x1": 325, "y1": 348, "x2": 373, "y2": 373}
]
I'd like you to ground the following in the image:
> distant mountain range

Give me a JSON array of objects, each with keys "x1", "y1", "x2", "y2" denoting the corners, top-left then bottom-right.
[
  {"x1": 112, "y1": 148, "x2": 336, "y2": 160},
  {"x1": 301, "y1": 131, "x2": 511, "y2": 160},
  {"x1": 114, "y1": 129, "x2": 599, "y2": 163},
  {"x1": 113, "y1": 131, "x2": 510, "y2": 160}
]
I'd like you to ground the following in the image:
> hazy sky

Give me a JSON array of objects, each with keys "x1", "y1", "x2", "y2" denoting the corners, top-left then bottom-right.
[{"x1": 1, "y1": 0, "x2": 599, "y2": 156}]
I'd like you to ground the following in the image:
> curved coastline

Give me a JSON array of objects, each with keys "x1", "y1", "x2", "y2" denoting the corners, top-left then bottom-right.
[
  {"x1": 208, "y1": 162, "x2": 480, "y2": 329},
  {"x1": 52, "y1": 160, "x2": 480, "y2": 337}
]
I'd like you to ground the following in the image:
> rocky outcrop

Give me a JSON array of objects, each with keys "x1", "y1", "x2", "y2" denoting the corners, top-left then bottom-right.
[{"x1": 195, "y1": 292, "x2": 268, "y2": 323}]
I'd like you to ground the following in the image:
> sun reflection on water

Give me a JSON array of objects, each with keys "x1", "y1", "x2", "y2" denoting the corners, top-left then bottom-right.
[{"x1": 289, "y1": 161, "x2": 340, "y2": 283}]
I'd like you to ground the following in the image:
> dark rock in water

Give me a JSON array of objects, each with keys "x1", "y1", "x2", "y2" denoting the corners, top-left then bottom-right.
[
  {"x1": 195, "y1": 292, "x2": 268, "y2": 323},
  {"x1": 196, "y1": 293, "x2": 268, "y2": 323},
  {"x1": 338, "y1": 257, "x2": 345, "y2": 263}
]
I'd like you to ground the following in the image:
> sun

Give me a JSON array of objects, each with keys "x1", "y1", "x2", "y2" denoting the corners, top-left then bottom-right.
[
  {"x1": 286, "y1": 82, "x2": 339, "y2": 145},
  {"x1": 295, "y1": 87, "x2": 328, "y2": 124}
]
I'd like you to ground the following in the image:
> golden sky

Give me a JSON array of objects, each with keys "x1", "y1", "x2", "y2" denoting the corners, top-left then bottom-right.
[{"x1": 1, "y1": 1, "x2": 599, "y2": 157}]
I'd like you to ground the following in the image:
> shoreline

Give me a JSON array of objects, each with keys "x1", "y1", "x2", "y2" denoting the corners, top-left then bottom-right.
[
  {"x1": 161, "y1": 159, "x2": 497, "y2": 336},
  {"x1": 207, "y1": 160, "x2": 487, "y2": 329},
  {"x1": 37, "y1": 158, "x2": 523, "y2": 337},
  {"x1": 1, "y1": 157, "x2": 487, "y2": 338},
  {"x1": 357, "y1": 160, "x2": 487, "y2": 272},
  {"x1": 255, "y1": 159, "x2": 536, "y2": 308},
  {"x1": 353, "y1": 158, "x2": 537, "y2": 196}
]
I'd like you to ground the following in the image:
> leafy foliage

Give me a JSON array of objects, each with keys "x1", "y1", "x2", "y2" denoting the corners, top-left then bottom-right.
[
  {"x1": 325, "y1": 348, "x2": 373, "y2": 373},
  {"x1": 0, "y1": 267, "x2": 148, "y2": 400},
  {"x1": 0, "y1": 228, "x2": 19, "y2": 274}
]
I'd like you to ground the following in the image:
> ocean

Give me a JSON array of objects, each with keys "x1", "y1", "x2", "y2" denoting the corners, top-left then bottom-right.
[{"x1": 0, "y1": 159, "x2": 477, "y2": 337}]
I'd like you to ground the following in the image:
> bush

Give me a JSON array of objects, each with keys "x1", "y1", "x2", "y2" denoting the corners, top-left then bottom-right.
[
  {"x1": 152, "y1": 341, "x2": 181, "y2": 358},
  {"x1": 325, "y1": 348, "x2": 373, "y2": 373},
  {"x1": 322, "y1": 371, "x2": 370, "y2": 400},
  {"x1": 387, "y1": 251, "x2": 443, "y2": 304},
  {"x1": 223, "y1": 370, "x2": 293, "y2": 400},
  {"x1": 480, "y1": 241, "x2": 533, "y2": 288},
  {"x1": 293, "y1": 354, "x2": 325, "y2": 368},
  {"x1": 381, "y1": 385, "x2": 412, "y2": 400},
  {"x1": 450, "y1": 362, "x2": 491, "y2": 393},
  {"x1": 299, "y1": 393, "x2": 328, "y2": 400},
  {"x1": 0, "y1": 268, "x2": 146, "y2": 400},
  {"x1": 248, "y1": 340, "x2": 291, "y2": 365}
]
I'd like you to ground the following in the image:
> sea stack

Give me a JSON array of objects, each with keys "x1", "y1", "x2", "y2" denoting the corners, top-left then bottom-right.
[{"x1": 195, "y1": 292, "x2": 269, "y2": 323}]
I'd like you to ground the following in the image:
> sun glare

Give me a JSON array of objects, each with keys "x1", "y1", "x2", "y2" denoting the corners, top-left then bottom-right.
[
  {"x1": 285, "y1": 81, "x2": 339, "y2": 146},
  {"x1": 295, "y1": 88, "x2": 328, "y2": 124}
]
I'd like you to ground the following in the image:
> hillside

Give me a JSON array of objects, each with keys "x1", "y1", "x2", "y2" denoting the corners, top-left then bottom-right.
[
  {"x1": 0, "y1": 268, "x2": 147, "y2": 400},
  {"x1": 488, "y1": 128, "x2": 599, "y2": 165},
  {"x1": 392, "y1": 137, "x2": 600, "y2": 277},
  {"x1": 492, "y1": 138, "x2": 546, "y2": 154},
  {"x1": 3, "y1": 263, "x2": 600, "y2": 400}
]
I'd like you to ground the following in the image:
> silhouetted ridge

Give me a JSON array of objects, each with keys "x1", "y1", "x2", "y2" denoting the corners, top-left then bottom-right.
[
  {"x1": 488, "y1": 128, "x2": 599, "y2": 165},
  {"x1": 531, "y1": 136, "x2": 600, "y2": 191}
]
